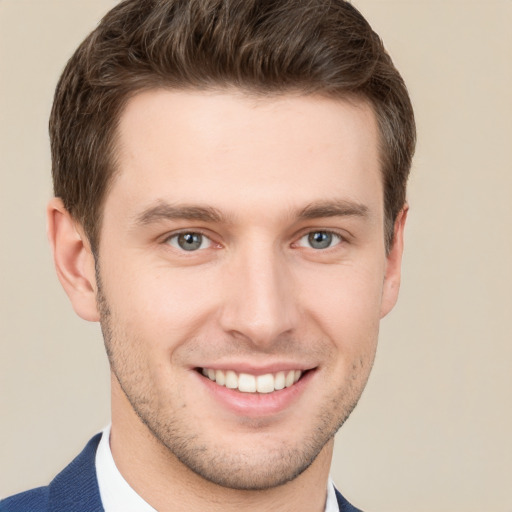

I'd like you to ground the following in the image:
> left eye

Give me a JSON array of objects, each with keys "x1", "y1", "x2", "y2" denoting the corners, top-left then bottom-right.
[
  {"x1": 166, "y1": 232, "x2": 212, "y2": 251},
  {"x1": 298, "y1": 231, "x2": 342, "y2": 250}
]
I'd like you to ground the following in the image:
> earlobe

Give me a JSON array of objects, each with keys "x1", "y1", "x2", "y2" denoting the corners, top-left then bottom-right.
[
  {"x1": 380, "y1": 205, "x2": 408, "y2": 318},
  {"x1": 47, "y1": 198, "x2": 100, "y2": 322}
]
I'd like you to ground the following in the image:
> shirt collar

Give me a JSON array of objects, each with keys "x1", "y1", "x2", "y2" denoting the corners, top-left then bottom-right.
[{"x1": 96, "y1": 425, "x2": 156, "y2": 512}]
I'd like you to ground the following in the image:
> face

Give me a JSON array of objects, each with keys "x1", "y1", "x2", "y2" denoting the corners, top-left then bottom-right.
[{"x1": 93, "y1": 90, "x2": 403, "y2": 490}]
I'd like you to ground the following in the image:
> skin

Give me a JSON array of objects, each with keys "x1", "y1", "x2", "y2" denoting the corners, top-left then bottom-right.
[{"x1": 48, "y1": 90, "x2": 407, "y2": 512}]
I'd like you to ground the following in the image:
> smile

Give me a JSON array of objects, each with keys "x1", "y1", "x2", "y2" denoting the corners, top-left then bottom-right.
[{"x1": 200, "y1": 368, "x2": 303, "y2": 394}]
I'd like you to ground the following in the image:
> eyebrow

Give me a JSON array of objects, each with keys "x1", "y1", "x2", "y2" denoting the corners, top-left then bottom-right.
[
  {"x1": 133, "y1": 202, "x2": 226, "y2": 226},
  {"x1": 133, "y1": 198, "x2": 369, "y2": 228},
  {"x1": 297, "y1": 200, "x2": 369, "y2": 220}
]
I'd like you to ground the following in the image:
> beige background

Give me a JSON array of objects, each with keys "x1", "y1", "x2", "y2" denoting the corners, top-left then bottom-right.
[{"x1": 1, "y1": 1, "x2": 511, "y2": 510}]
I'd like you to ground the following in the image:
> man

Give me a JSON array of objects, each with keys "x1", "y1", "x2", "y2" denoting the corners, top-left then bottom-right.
[{"x1": 1, "y1": 0, "x2": 415, "y2": 511}]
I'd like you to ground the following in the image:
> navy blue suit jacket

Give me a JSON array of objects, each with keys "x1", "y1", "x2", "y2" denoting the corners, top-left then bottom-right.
[{"x1": 1, "y1": 434, "x2": 362, "y2": 511}]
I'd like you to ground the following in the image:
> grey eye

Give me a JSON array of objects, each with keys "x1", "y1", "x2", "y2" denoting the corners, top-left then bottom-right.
[
  {"x1": 298, "y1": 231, "x2": 341, "y2": 250},
  {"x1": 167, "y1": 232, "x2": 211, "y2": 251}
]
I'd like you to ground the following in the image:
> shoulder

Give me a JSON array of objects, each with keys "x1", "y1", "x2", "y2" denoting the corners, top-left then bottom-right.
[
  {"x1": 335, "y1": 487, "x2": 364, "y2": 512},
  {"x1": 1, "y1": 486, "x2": 49, "y2": 512},
  {"x1": 1, "y1": 433, "x2": 103, "y2": 512}
]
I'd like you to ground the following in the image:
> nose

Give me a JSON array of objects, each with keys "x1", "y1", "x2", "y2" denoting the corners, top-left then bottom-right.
[{"x1": 218, "y1": 244, "x2": 299, "y2": 348}]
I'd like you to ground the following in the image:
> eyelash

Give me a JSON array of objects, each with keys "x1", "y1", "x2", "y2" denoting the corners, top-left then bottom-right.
[
  {"x1": 164, "y1": 230, "x2": 215, "y2": 252},
  {"x1": 163, "y1": 229, "x2": 346, "y2": 253},
  {"x1": 295, "y1": 230, "x2": 345, "y2": 250}
]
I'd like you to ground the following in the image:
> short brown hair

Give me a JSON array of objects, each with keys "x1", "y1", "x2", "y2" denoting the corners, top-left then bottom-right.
[{"x1": 50, "y1": 0, "x2": 415, "y2": 253}]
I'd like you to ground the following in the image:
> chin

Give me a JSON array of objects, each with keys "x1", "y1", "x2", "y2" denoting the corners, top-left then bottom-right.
[{"x1": 169, "y1": 435, "x2": 328, "y2": 491}]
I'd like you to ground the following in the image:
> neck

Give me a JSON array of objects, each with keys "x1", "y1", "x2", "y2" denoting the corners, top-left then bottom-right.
[{"x1": 110, "y1": 378, "x2": 334, "y2": 512}]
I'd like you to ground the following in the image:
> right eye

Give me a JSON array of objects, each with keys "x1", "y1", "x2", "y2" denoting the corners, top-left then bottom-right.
[{"x1": 165, "y1": 232, "x2": 212, "y2": 252}]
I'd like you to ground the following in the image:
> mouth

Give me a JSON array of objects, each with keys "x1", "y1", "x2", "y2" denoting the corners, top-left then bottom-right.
[{"x1": 197, "y1": 368, "x2": 306, "y2": 394}]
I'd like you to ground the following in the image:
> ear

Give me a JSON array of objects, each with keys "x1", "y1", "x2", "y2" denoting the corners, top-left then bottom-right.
[
  {"x1": 47, "y1": 198, "x2": 100, "y2": 322},
  {"x1": 380, "y1": 205, "x2": 408, "y2": 318}
]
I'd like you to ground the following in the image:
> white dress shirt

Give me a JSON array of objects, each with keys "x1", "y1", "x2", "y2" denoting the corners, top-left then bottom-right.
[{"x1": 96, "y1": 425, "x2": 340, "y2": 512}]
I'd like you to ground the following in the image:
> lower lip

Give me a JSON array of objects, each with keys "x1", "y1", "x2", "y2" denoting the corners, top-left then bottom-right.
[{"x1": 195, "y1": 370, "x2": 315, "y2": 417}]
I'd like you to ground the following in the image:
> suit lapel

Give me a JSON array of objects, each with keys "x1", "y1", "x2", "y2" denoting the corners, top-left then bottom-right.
[
  {"x1": 334, "y1": 487, "x2": 363, "y2": 512},
  {"x1": 47, "y1": 433, "x2": 104, "y2": 512}
]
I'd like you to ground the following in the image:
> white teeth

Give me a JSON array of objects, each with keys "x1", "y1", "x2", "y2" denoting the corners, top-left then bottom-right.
[
  {"x1": 201, "y1": 368, "x2": 304, "y2": 393},
  {"x1": 238, "y1": 373, "x2": 256, "y2": 392},
  {"x1": 285, "y1": 370, "x2": 295, "y2": 388},
  {"x1": 225, "y1": 370, "x2": 238, "y2": 389},
  {"x1": 256, "y1": 373, "x2": 274, "y2": 393},
  {"x1": 274, "y1": 371, "x2": 285, "y2": 390},
  {"x1": 215, "y1": 369, "x2": 226, "y2": 386}
]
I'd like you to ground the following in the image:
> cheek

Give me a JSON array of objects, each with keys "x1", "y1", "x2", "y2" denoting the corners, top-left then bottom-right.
[
  {"x1": 297, "y1": 262, "x2": 384, "y2": 350},
  {"x1": 104, "y1": 264, "x2": 220, "y2": 343}
]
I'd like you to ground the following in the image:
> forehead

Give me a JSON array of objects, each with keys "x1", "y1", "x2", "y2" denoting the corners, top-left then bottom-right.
[{"x1": 108, "y1": 89, "x2": 382, "y2": 223}]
